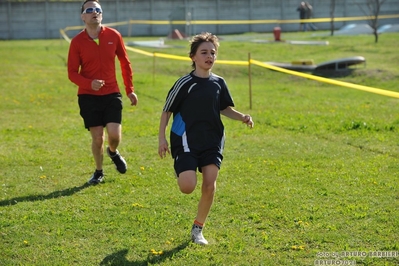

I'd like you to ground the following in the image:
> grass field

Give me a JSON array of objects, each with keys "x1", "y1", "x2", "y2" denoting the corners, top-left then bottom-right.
[{"x1": 0, "y1": 31, "x2": 399, "y2": 265}]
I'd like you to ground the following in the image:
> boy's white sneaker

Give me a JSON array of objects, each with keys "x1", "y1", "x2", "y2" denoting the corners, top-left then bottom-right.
[{"x1": 191, "y1": 224, "x2": 208, "y2": 245}]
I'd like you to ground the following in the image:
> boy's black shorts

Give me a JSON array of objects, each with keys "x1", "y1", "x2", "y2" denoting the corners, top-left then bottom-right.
[
  {"x1": 173, "y1": 149, "x2": 223, "y2": 176},
  {"x1": 78, "y1": 93, "x2": 123, "y2": 130}
]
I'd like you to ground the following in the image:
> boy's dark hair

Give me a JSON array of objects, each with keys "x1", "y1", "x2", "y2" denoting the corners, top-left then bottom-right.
[{"x1": 81, "y1": 0, "x2": 100, "y2": 13}]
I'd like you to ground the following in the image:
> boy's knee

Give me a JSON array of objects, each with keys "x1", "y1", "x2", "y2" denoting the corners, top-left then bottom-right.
[
  {"x1": 178, "y1": 171, "x2": 197, "y2": 194},
  {"x1": 179, "y1": 185, "x2": 195, "y2": 194},
  {"x1": 203, "y1": 183, "x2": 216, "y2": 195}
]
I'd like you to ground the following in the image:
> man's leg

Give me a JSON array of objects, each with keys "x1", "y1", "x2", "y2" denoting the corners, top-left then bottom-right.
[
  {"x1": 87, "y1": 126, "x2": 105, "y2": 184},
  {"x1": 106, "y1": 122, "x2": 121, "y2": 152},
  {"x1": 90, "y1": 126, "x2": 105, "y2": 170},
  {"x1": 105, "y1": 122, "x2": 127, "y2": 173}
]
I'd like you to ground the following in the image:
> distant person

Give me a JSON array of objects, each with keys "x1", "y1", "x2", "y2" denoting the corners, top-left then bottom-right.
[
  {"x1": 67, "y1": 0, "x2": 138, "y2": 184},
  {"x1": 158, "y1": 32, "x2": 254, "y2": 245},
  {"x1": 305, "y1": 2, "x2": 318, "y2": 31},
  {"x1": 297, "y1": 1, "x2": 307, "y2": 31}
]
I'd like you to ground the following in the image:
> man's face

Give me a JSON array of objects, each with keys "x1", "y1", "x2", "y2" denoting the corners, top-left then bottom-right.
[{"x1": 81, "y1": 1, "x2": 102, "y2": 26}]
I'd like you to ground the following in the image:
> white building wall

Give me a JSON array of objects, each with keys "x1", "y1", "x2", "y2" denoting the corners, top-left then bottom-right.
[{"x1": 0, "y1": 0, "x2": 398, "y2": 40}]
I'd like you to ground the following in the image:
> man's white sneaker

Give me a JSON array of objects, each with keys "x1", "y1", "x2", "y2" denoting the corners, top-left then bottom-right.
[{"x1": 191, "y1": 224, "x2": 208, "y2": 245}]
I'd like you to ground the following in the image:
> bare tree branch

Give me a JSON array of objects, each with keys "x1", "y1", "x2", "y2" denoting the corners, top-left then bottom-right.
[{"x1": 352, "y1": 0, "x2": 387, "y2": 43}]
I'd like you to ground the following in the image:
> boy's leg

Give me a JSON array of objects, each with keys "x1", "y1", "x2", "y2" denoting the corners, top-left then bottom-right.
[
  {"x1": 177, "y1": 170, "x2": 197, "y2": 194},
  {"x1": 175, "y1": 153, "x2": 198, "y2": 193},
  {"x1": 191, "y1": 164, "x2": 219, "y2": 245},
  {"x1": 195, "y1": 164, "x2": 219, "y2": 224}
]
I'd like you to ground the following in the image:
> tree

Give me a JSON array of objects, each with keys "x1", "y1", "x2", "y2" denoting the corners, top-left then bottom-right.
[
  {"x1": 353, "y1": 0, "x2": 387, "y2": 43},
  {"x1": 330, "y1": 0, "x2": 336, "y2": 36}
]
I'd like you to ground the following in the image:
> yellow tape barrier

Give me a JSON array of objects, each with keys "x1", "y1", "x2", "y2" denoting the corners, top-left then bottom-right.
[
  {"x1": 61, "y1": 14, "x2": 399, "y2": 32},
  {"x1": 60, "y1": 15, "x2": 399, "y2": 99},
  {"x1": 250, "y1": 60, "x2": 399, "y2": 98},
  {"x1": 139, "y1": 14, "x2": 399, "y2": 25},
  {"x1": 130, "y1": 47, "x2": 399, "y2": 99}
]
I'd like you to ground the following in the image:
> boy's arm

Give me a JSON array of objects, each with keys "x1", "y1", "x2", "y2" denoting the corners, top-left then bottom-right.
[
  {"x1": 158, "y1": 111, "x2": 172, "y2": 158},
  {"x1": 221, "y1": 106, "x2": 254, "y2": 128}
]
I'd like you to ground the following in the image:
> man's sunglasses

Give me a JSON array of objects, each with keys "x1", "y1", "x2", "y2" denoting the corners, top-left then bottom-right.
[{"x1": 82, "y1": 7, "x2": 102, "y2": 14}]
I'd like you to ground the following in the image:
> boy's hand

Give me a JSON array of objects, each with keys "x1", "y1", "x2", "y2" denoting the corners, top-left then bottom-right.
[
  {"x1": 158, "y1": 139, "x2": 170, "y2": 158},
  {"x1": 243, "y1": 115, "x2": 254, "y2": 128}
]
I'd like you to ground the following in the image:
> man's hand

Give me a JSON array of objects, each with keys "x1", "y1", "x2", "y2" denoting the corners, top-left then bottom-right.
[
  {"x1": 128, "y1": 92, "x2": 138, "y2": 106},
  {"x1": 91, "y1": 79, "x2": 105, "y2": 91}
]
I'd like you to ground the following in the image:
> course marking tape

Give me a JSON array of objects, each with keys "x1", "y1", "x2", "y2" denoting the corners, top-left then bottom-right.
[{"x1": 60, "y1": 16, "x2": 399, "y2": 99}]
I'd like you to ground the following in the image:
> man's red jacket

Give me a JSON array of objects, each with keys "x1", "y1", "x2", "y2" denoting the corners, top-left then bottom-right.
[{"x1": 68, "y1": 26, "x2": 134, "y2": 96}]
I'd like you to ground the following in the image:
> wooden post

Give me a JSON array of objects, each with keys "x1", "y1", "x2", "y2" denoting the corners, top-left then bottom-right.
[
  {"x1": 248, "y1": 52, "x2": 252, "y2": 110},
  {"x1": 153, "y1": 52, "x2": 156, "y2": 86},
  {"x1": 128, "y1": 19, "x2": 132, "y2": 37}
]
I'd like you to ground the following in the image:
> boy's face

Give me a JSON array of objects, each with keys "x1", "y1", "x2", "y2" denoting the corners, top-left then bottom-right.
[{"x1": 191, "y1": 42, "x2": 217, "y2": 71}]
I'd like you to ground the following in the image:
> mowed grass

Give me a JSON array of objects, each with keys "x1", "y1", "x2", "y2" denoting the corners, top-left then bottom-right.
[{"x1": 0, "y1": 31, "x2": 399, "y2": 265}]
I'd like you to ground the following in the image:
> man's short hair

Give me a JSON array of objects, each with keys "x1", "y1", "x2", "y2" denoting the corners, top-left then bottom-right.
[{"x1": 81, "y1": 0, "x2": 100, "y2": 13}]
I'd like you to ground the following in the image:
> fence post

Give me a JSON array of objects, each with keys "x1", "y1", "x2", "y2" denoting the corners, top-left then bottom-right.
[
  {"x1": 248, "y1": 52, "x2": 252, "y2": 110},
  {"x1": 153, "y1": 52, "x2": 156, "y2": 86}
]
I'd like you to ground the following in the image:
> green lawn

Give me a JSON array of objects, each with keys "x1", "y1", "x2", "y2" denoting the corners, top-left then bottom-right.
[{"x1": 0, "y1": 32, "x2": 398, "y2": 265}]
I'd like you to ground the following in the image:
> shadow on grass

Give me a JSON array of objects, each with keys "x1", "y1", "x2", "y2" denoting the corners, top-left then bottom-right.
[
  {"x1": 0, "y1": 183, "x2": 90, "y2": 207},
  {"x1": 99, "y1": 241, "x2": 191, "y2": 266},
  {"x1": 313, "y1": 68, "x2": 356, "y2": 78}
]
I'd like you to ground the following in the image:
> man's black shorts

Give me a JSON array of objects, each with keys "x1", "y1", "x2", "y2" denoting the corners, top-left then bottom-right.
[
  {"x1": 173, "y1": 149, "x2": 223, "y2": 176},
  {"x1": 78, "y1": 93, "x2": 123, "y2": 130}
]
